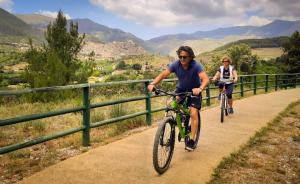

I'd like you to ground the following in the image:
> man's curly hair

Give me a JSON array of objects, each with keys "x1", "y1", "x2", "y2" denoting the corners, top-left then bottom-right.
[{"x1": 176, "y1": 46, "x2": 195, "y2": 59}]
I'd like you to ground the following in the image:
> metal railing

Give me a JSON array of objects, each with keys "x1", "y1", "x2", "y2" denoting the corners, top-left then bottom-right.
[{"x1": 0, "y1": 73, "x2": 299, "y2": 154}]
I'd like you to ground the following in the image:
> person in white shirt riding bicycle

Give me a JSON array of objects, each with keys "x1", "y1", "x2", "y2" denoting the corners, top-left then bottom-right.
[{"x1": 212, "y1": 56, "x2": 238, "y2": 114}]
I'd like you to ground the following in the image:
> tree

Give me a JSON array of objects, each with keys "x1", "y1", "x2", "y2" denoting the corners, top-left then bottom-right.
[
  {"x1": 282, "y1": 31, "x2": 300, "y2": 73},
  {"x1": 132, "y1": 63, "x2": 142, "y2": 70},
  {"x1": 115, "y1": 60, "x2": 126, "y2": 70},
  {"x1": 205, "y1": 55, "x2": 221, "y2": 76},
  {"x1": 25, "y1": 10, "x2": 89, "y2": 88},
  {"x1": 226, "y1": 44, "x2": 251, "y2": 72},
  {"x1": 44, "y1": 10, "x2": 85, "y2": 83}
]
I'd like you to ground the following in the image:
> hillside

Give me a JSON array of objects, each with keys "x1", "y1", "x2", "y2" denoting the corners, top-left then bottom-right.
[
  {"x1": 196, "y1": 36, "x2": 286, "y2": 63},
  {"x1": 15, "y1": 14, "x2": 54, "y2": 31},
  {"x1": 214, "y1": 36, "x2": 289, "y2": 51},
  {"x1": 17, "y1": 14, "x2": 151, "y2": 52},
  {"x1": 80, "y1": 40, "x2": 146, "y2": 59},
  {"x1": 167, "y1": 35, "x2": 258, "y2": 57},
  {"x1": 0, "y1": 8, "x2": 38, "y2": 36}
]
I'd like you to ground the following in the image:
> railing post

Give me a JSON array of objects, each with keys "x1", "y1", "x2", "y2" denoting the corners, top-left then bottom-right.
[
  {"x1": 293, "y1": 74, "x2": 297, "y2": 88},
  {"x1": 253, "y1": 75, "x2": 257, "y2": 95},
  {"x1": 295, "y1": 74, "x2": 298, "y2": 88},
  {"x1": 265, "y1": 74, "x2": 269, "y2": 92},
  {"x1": 144, "y1": 81, "x2": 152, "y2": 125},
  {"x1": 240, "y1": 76, "x2": 244, "y2": 97},
  {"x1": 82, "y1": 86, "x2": 90, "y2": 146},
  {"x1": 284, "y1": 75, "x2": 288, "y2": 89},
  {"x1": 206, "y1": 86, "x2": 211, "y2": 106},
  {"x1": 275, "y1": 75, "x2": 278, "y2": 91}
]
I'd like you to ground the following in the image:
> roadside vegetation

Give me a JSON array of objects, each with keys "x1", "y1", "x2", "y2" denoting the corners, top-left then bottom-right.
[{"x1": 208, "y1": 100, "x2": 300, "y2": 184}]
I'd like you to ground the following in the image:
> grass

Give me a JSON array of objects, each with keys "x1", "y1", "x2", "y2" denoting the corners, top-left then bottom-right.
[
  {"x1": 0, "y1": 90, "x2": 167, "y2": 184},
  {"x1": 208, "y1": 100, "x2": 300, "y2": 183},
  {"x1": 251, "y1": 48, "x2": 283, "y2": 60}
]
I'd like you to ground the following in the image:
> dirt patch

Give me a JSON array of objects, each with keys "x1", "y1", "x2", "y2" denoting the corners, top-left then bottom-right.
[{"x1": 208, "y1": 101, "x2": 300, "y2": 184}]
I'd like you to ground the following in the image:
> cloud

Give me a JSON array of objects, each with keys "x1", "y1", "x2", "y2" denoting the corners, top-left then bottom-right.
[
  {"x1": 0, "y1": 0, "x2": 13, "y2": 12},
  {"x1": 241, "y1": 16, "x2": 272, "y2": 26},
  {"x1": 36, "y1": 10, "x2": 72, "y2": 20},
  {"x1": 90, "y1": 0, "x2": 300, "y2": 28}
]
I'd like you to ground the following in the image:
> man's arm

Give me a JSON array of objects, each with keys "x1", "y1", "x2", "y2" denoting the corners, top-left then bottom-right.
[
  {"x1": 192, "y1": 71, "x2": 209, "y2": 95},
  {"x1": 148, "y1": 69, "x2": 171, "y2": 92}
]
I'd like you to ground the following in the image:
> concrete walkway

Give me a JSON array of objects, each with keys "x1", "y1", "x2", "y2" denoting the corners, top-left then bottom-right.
[{"x1": 19, "y1": 88, "x2": 300, "y2": 184}]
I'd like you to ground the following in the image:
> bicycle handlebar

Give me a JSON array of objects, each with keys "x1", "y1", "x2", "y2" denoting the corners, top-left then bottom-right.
[
  {"x1": 152, "y1": 87, "x2": 194, "y2": 97},
  {"x1": 219, "y1": 79, "x2": 234, "y2": 83}
]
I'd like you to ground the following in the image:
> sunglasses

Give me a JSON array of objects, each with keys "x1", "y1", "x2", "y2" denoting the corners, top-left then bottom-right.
[
  {"x1": 179, "y1": 56, "x2": 189, "y2": 60},
  {"x1": 222, "y1": 60, "x2": 229, "y2": 62}
]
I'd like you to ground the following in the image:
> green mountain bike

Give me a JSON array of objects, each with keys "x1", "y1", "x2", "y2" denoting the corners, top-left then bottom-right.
[{"x1": 152, "y1": 88, "x2": 201, "y2": 174}]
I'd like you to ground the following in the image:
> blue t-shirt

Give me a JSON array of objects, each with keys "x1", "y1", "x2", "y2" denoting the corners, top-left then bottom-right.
[{"x1": 168, "y1": 60, "x2": 204, "y2": 92}]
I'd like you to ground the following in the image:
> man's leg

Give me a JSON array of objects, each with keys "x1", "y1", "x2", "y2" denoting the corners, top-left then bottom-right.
[{"x1": 190, "y1": 107, "x2": 199, "y2": 140}]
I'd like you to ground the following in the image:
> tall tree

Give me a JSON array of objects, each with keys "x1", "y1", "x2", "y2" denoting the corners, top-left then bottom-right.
[
  {"x1": 282, "y1": 31, "x2": 300, "y2": 73},
  {"x1": 25, "y1": 10, "x2": 88, "y2": 88},
  {"x1": 45, "y1": 10, "x2": 85, "y2": 83},
  {"x1": 226, "y1": 44, "x2": 251, "y2": 72}
]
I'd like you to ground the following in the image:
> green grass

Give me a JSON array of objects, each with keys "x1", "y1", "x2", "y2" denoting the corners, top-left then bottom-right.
[{"x1": 209, "y1": 100, "x2": 300, "y2": 182}]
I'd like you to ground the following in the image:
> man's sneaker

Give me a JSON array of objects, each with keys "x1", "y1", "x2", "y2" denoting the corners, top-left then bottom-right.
[
  {"x1": 185, "y1": 139, "x2": 195, "y2": 151},
  {"x1": 229, "y1": 107, "x2": 234, "y2": 114}
]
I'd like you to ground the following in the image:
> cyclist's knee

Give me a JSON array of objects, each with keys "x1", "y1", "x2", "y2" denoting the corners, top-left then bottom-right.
[{"x1": 190, "y1": 107, "x2": 199, "y2": 118}]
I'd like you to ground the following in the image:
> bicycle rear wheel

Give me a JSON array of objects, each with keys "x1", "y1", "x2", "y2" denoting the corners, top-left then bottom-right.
[
  {"x1": 153, "y1": 117, "x2": 175, "y2": 174},
  {"x1": 225, "y1": 96, "x2": 229, "y2": 116}
]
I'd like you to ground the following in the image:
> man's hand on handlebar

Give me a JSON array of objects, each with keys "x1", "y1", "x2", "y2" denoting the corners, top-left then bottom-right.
[{"x1": 148, "y1": 83, "x2": 155, "y2": 92}]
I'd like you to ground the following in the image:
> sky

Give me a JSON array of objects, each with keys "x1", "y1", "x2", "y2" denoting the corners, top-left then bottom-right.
[{"x1": 0, "y1": 0, "x2": 300, "y2": 40}]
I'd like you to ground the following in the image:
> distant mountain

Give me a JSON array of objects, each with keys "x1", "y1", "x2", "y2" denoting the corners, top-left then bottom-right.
[
  {"x1": 148, "y1": 19, "x2": 300, "y2": 55},
  {"x1": 71, "y1": 18, "x2": 147, "y2": 46},
  {"x1": 15, "y1": 14, "x2": 54, "y2": 29},
  {"x1": 0, "y1": 8, "x2": 39, "y2": 36},
  {"x1": 11, "y1": 13, "x2": 300, "y2": 56},
  {"x1": 17, "y1": 14, "x2": 149, "y2": 46},
  {"x1": 251, "y1": 20, "x2": 300, "y2": 36}
]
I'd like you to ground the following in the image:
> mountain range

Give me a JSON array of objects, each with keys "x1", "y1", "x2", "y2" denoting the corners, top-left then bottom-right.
[{"x1": 1, "y1": 8, "x2": 300, "y2": 56}]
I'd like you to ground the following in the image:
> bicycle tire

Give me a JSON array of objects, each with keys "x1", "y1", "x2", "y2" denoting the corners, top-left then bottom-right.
[
  {"x1": 153, "y1": 117, "x2": 175, "y2": 174},
  {"x1": 221, "y1": 94, "x2": 225, "y2": 123},
  {"x1": 225, "y1": 96, "x2": 229, "y2": 116}
]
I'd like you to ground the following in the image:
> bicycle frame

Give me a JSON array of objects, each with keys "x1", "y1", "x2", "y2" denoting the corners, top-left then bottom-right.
[
  {"x1": 220, "y1": 87, "x2": 229, "y2": 109},
  {"x1": 155, "y1": 88, "x2": 192, "y2": 139},
  {"x1": 165, "y1": 97, "x2": 191, "y2": 139}
]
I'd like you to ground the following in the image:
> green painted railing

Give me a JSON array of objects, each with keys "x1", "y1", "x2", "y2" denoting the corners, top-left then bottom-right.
[{"x1": 0, "y1": 73, "x2": 299, "y2": 154}]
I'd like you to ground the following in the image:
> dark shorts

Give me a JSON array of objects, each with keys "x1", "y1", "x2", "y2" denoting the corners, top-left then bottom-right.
[
  {"x1": 186, "y1": 95, "x2": 202, "y2": 110},
  {"x1": 218, "y1": 83, "x2": 234, "y2": 99},
  {"x1": 176, "y1": 90, "x2": 202, "y2": 110}
]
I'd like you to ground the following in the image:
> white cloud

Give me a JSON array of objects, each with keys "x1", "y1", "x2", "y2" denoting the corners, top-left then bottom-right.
[
  {"x1": 0, "y1": 0, "x2": 13, "y2": 12},
  {"x1": 241, "y1": 16, "x2": 272, "y2": 26},
  {"x1": 36, "y1": 10, "x2": 72, "y2": 20},
  {"x1": 90, "y1": 0, "x2": 300, "y2": 28}
]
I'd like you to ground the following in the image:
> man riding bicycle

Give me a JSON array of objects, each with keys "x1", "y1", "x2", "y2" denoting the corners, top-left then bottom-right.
[
  {"x1": 148, "y1": 46, "x2": 209, "y2": 151},
  {"x1": 212, "y1": 56, "x2": 238, "y2": 114}
]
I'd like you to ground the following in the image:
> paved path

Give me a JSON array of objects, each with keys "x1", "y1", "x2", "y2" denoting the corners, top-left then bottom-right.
[{"x1": 19, "y1": 89, "x2": 300, "y2": 184}]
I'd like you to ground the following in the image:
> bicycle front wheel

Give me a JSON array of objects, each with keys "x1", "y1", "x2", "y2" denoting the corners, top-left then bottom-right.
[
  {"x1": 153, "y1": 117, "x2": 175, "y2": 174},
  {"x1": 221, "y1": 94, "x2": 225, "y2": 123}
]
